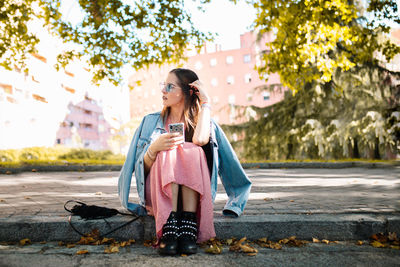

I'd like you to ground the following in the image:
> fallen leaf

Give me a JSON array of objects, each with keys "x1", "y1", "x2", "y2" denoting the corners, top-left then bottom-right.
[
  {"x1": 95, "y1": 192, "x2": 102, "y2": 195},
  {"x1": 312, "y1": 238, "x2": 320, "y2": 243},
  {"x1": 264, "y1": 198, "x2": 272, "y2": 201},
  {"x1": 322, "y1": 239, "x2": 329, "y2": 244},
  {"x1": 66, "y1": 244, "x2": 76, "y2": 248},
  {"x1": 388, "y1": 232, "x2": 397, "y2": 241},
  {"x1": 0, "y1": 199, "x2": 5, "y2": 203},
  {"x1": 205, "y1": 244, "x2": 223, "y2": 254},
  {"x1": 76, "y1": 250, "x2": 89, "y2": 255},
  {"x1": 180, "y1": 254, "x2": 187, "y2": 257},
  {"x1": 371, "y1": 233, "x2": 388, "y2": 243},
  {"x1": 19, "y1": 238, "x2": 31, "y2": 246},
  {"x1": 110, "y1": 246, "x2": 119, "y2": 253},
  {"x1": 289, "y1": 200, "x2": 295, "y2": 202},
  {"x1": 58, "y1": 241, "x2": 65, "y2": 246},
  {"x1": 371, "y1": 241, "x2": 386, "y2": 248},
  {"x1": 31, "y1": 169, "x2": 37, "y2": 172},
  {"x1": 23, "y1": 196, "x2": 31, "y2": 199},
  {"x1": 39, "y1": 241, "x2": 46, "y2": 244},
  {"x1": 6, "y1": 171, "x2": 12, "y2": 175},
  {"x1": 356, "y1": 241, "x2": 364, "y2": 245},
  {"x1": 258, "y1": 237, "x2": 267, "y2": 243},
  {"x1": 226, "y1": 238, "x2": 234, "y2": 246},
  {"x1": 247, "y1": 252, "x2": 257, "y2": 256}
]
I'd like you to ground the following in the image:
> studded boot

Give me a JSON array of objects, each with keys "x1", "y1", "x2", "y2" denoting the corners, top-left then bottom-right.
[
  {"x1": 158, "y1": 211, "x2": 179, "y2": 255},
  {"x1": 178, "y1": 211, "x2": 198, "y2": 254}
]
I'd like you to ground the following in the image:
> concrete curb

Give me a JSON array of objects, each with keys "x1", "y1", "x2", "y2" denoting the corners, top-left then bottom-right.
[
  {"x1": 1, "y1": 161, "x2": 399, "y2": 174},
  {"x1": 1, "y1": 213, "x2": 399, "y2": 242}
]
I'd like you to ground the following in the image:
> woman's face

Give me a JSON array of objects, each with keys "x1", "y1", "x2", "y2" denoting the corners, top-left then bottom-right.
[{"x1": 161, "y1": 72, "x2": 185, "y2": 107}]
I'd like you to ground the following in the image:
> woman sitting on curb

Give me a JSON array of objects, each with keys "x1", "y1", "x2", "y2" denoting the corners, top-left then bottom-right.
[{"x1": 118, "y1": 68, "x2": 252, "y2": 255}]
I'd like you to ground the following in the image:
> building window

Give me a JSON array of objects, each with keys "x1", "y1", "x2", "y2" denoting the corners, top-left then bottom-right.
[
  {"x1": 210, "y1": 58, "x2": 217, "y2": 67},
  {"x1": 32, "y1": 94, "x2": 47, "y2": 103},
  {"x1": 65, "y1": 70, "x2": 75, "y2": 77},
  {"x1": 226, "y1": 56, "x2": 234, "y2": 64},
  {"x1": 227, "y1": 75, "x2": 235, "y2": 85},
  {"x1": 243, "y1": 54, "x2": 251, "y2": 63},
  {"x1": 0, "y1": 83, "x2": 13, "y2": 94},
  {"x1": 211, "y1": 78, "x2": 218, "y2": 87},
  {"x1": 247, "y1": 93, "x2": 253, "y2": 102},
  {"x1": 244, "y1": 73, "x2": 252, "y2": 83},
  {"x1": 263, "y1": 91, "x2": 270, "y2": 101},
  {"x1": 31, "y1": 53, "x2": 47, "y2": 63},
  {"x1": 195, "y1": 61, "x2": 203, "y2": 70},
  {"x1": 228, "y1": 94, "x2": 235, "y2": 105},
  {"x1": 56, "y1": 139, "x2": 61, "y2": 144},
  {"x1": 212, "y1": 96, "x2": 219, "y2": 104}
]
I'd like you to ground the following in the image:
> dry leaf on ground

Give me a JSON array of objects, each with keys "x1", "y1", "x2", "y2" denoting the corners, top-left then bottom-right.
[
  {"x1": 205, "y1": 244, "x2": 223, "y2": 254},
  {"x1": 76, "y1": 250, "x2": 89, "y2": 255},
  {"x1": 312, "y1": 238, "x2": 320, "y2": 243},
  {"x1": 369, "y1": 232, "x2": 399, "y2": 249},
  {"x1": 19, "y1": 238, "x2": 31, "y2": 246}
]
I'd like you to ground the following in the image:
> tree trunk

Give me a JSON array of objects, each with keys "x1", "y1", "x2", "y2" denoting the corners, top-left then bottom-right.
[{"x1": 374, "y1": 138, "x2": 381, "y2": 160}]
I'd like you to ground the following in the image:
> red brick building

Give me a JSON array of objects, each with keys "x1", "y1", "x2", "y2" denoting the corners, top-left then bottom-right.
[{"x1": 128, "y1": 31, "x2": 286, "y2": 125}]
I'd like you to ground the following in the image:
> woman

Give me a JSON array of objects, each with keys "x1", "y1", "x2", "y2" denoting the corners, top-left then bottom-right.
[{"x1": 118, "y1": 68, "x2": 252, "y2": 256}]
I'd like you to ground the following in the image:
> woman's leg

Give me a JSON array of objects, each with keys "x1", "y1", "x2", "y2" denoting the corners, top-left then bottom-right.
[
  {"x1": 179, "y1": 185, "x2": 199, "y2": 254},
  {"x1": 171, "y1": 183, "x2": 179, "y2": 212},
  {"x1": 181, "y1": 185, "x2": 199, "y2": 212}
]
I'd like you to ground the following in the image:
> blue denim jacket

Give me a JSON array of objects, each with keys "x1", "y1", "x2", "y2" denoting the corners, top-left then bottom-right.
[{"x1": 118, "y1": 111, "x2": 252, "y2": 217}]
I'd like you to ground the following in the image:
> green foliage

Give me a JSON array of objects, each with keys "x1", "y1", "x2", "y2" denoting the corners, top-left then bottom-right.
[
  {"x1": 250, "y1": 0, "x2": 400, "y2": 92},
  {"x1": 0, "y1": 146, "x2": 125, "y2": 166},
  {"x1": 58, "y1": 148, "x2": 123, "y2": 160},
  {"x1": 224, "y1": 64, "x2": 400, "y2": 161},
  {"x1": 0, "y1": 0, "x2": 213, "y2": 85}
]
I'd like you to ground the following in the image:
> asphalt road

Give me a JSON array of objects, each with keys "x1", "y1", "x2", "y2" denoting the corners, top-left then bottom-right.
[{"x1": 0, "y1": 241, "x2": 399, "y2": 267}]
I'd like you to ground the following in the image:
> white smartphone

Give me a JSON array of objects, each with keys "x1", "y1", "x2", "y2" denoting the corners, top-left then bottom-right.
[{"x1": 168, "y1": 122, "x2": 184, "y2": 144}]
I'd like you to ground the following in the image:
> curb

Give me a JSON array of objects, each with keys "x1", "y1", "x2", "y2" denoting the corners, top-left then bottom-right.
[
  {"x1": 1, "y1": 161, "x2": 399, "y2": 174},
  {"x1": 1, "y1": 214, "x2": 399, "y2": 242}
]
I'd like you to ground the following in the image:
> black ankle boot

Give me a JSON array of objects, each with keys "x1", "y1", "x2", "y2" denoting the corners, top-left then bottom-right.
[
  {"x1": 178, "y1": 211, "x2": 198, "y2": 254},
  {"x1": 159, "y1": 211, "x2": 179, "y2": 255}
]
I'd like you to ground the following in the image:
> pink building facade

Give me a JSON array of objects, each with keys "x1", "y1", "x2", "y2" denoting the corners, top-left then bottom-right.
[
  {"x1": 55, "y1": 95, "x2": 112, "y2": 150},
  {"x1": 128, "y1": 31, "x2": 285, "y2": 125}
]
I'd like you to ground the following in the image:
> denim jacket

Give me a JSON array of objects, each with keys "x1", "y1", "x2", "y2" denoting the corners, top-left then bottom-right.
[{"x1": 118, "y1": 111, "x2": 252, "y2": 217}]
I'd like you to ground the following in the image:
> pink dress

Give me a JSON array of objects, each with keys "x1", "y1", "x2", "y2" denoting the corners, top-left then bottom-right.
[{"x1": 144, "y1": 119, "x2": 216, "y2": 243}]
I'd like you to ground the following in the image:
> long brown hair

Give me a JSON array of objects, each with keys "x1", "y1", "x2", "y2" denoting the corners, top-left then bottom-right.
[{"x1": 161, "y1": 68, "x2": 201, "y2": 141}]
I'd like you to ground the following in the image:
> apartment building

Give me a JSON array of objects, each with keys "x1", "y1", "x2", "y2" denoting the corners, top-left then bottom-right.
[
  {"x1": 128, "y1": 31, "x2": 286, "y2": 125},
  {"x1": 0, "y1": 25, "x2": 130, "y2": 151}
]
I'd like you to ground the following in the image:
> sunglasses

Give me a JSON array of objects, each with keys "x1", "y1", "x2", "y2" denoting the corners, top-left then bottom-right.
[{"x1": 159, "y1": 82, "x2": 178, "y2": 93}]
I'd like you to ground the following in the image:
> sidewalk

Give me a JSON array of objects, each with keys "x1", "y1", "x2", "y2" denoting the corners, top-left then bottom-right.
[{"x1": 0, "y1": 167, "x2": 399, "y2": 242}]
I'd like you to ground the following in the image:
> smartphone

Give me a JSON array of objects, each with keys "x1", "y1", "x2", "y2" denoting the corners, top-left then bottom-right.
[{"x1": 168, "y1": 122, "x2": 184, "y2": 144}]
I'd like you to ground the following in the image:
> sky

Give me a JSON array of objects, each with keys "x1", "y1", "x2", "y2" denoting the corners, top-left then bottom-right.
[
  {"x1": 184, "y1": 0, "x2": 256, "y2": 50},
  {"x1": 60, "y1": 0, "x2": 256, "y2": 51}
]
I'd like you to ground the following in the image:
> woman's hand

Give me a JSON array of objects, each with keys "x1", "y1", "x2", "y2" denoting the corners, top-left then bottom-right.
[
  {"x1": 189, "y1": 80, "x2": 209, "y2": 105},
  {"x1": 149, "y1": 132, "x2": 184, "y2": 153}
]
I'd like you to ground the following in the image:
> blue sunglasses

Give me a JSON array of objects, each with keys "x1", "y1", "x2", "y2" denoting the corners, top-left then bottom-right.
[{"x1": 159, "y1": 82, "x2": 178, "y2": 93}]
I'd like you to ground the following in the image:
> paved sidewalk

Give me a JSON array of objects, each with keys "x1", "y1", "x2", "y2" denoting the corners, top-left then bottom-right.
[{"x1": 0, "y1": 168, "x2": 399, "y2": 242}]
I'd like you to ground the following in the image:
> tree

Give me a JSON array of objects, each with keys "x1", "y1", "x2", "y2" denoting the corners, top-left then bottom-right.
[
  {"x1": 0, "y1": 0, "x2": 213, "y2": 85},
  {"x1": 250, "y1": 0, "x2": 400, "y2": 92},
  {"x1": 222, "y1": 0, "x2": 400, "y2": 160}
]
